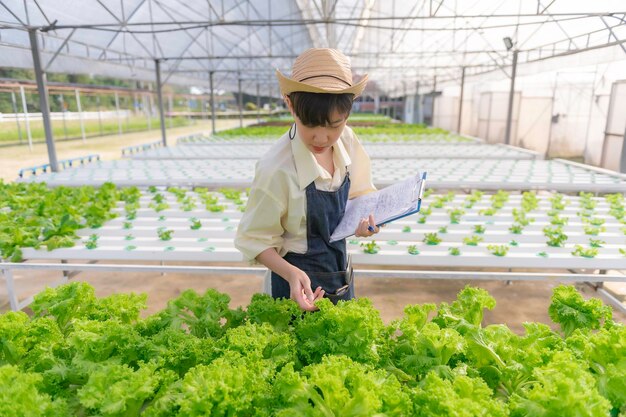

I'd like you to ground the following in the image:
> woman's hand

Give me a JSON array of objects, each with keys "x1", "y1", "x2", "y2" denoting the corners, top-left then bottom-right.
[
  {"x1": 286, "y1": 267, "x2": 325, "y2": 311},
  {"x1": 355, "y1": 214, "x2": 384, "y2": 238}
]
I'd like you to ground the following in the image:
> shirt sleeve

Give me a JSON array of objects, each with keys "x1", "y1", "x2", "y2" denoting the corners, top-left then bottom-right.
[
  {"x1": 345, "y1": 128, "x2": 377, "y2": 199},
  {"x1": 234, "y1": 185, "x2": 287, "y2": 263}
]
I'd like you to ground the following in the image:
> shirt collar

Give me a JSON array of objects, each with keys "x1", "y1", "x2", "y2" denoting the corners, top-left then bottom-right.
[{"x1": 291, "y1": 129, "x2": 353, "y2": 191}]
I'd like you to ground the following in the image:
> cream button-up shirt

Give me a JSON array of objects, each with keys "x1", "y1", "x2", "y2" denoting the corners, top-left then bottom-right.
[{"x1": 234, "y1": 125, "x2": 376, "y2": 263}]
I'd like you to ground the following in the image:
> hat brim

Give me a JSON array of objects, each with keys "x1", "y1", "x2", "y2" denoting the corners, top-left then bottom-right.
[{"x1": 276, "y1": 69, "x2": 368, "y2": 97}]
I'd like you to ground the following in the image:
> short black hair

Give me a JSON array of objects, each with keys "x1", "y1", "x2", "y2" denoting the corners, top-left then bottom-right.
[{"x1": 288, "y1": 92, "x2": 354, "y2": 127}]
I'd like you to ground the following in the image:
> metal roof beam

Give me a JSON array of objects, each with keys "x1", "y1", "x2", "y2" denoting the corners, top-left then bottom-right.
[{"x1": 294, "y1": 0, "x2": 324, "y2": 48}]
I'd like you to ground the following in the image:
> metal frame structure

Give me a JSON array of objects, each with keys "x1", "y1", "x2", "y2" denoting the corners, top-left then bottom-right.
[{"x1": 1, "y1": 1, "x2": 626, "y2": 167}]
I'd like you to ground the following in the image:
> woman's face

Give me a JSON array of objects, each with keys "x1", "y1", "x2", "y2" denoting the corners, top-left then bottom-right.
[{"x1": 285, "y1": 96, "x2": 348, "y2": 155}]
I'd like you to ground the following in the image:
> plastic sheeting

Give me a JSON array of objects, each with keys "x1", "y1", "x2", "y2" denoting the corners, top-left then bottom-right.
[{"x1": 1, "y1": 0, "x2": 625, "y2": 94}]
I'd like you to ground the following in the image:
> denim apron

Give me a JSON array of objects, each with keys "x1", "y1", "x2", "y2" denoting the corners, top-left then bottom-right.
[{"x1": 270, "y1": 163, "x2": 354, "y2": 304}]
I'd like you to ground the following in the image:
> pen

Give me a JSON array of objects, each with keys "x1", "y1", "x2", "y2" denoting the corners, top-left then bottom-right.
[{"x1": 368, "y1": 225, "x2": 375, "y2": 232}]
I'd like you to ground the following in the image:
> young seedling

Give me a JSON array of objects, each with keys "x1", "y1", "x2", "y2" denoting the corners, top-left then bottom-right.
[
  {"x1": 157, "y1": 227, "x2": 174, "y2": 241},
  {"x1": 487, "y1": 244, "x2": 509, "y2": 257},
  {"x1": 464, "y1": 190, "x2": 484, "y2": 208},
  {"x1": 479, "y1": 208, "x2": 497, "y2": 216},
  {"x1": 387, "y1": 240, "x2": 398, "y2": 246},
  {"x1": 620, "y1": 248, "x2": 626, "y2": 257},
  {"x1": 123, "y1": 221, "x2": 133, "y2": 230},
  {"x1": 152, "y1": 193, "x2": 165, "y2": 204},
  {"x1": 463, "y1": 235, "x2": 483, "y2": 246},
  {"x1": 509, "y1": 240, "x2": 519, "y2": 247},
  {"x1": 509, "y1": 224, "x2": 523, "y2": 234},
  {"x1": 125, "y1": 245, "x2": 137, "y2": 251},
  {"x1": 589, "y1": 238, "x2": 605, "y2": 248},
  {"x1": 407, "y1": 245, "x2": 420, "y2": 255},
  {"x1": 438, "y1": 226, "x2": 448, "y2": 234},
  {"x1": 125, "y1": 234, "x2": 134, "y2": 241},
  {"x1": 190, "y1": 217, "x2": 202, "y2": 230},
  {"x1": 148, "y1": 185, "x2": 157, "y2": 193},
  {"x1": 571, "y1": 245, "x2": 598, "y2": 258},
  {"x1": 158, "y1": 215, "x2": 166, "y2": 221},
  {"x1": 550, "y1": 194, "x2": 567, "y2": 211},
  {"x1": 550, "y1": 215, "x2": 568, "y2": 226},
  {"x1": 149, "y1": 202, "x2": 170, "y2": 212},
  {"x1": 361, "y1": 241, "x2": 380, "y2": 254},
  {"x1": 583, "y1": 225, "x2": 605, "y2": 236},
  {"x1": 432, "y1": 196, "x2": 447, "y2": 209},
  {"x1": 448, "y1": 208, "x2": 465, "y2": 224},
  {"x1": 474, "y1": 225, "x2": 486, "y2": 234},
  {"x1": 423, "y1": 232, "x2": 442, "y2": 245},
  {"x1": 417, "y1": 216, "x2": 427, "y2": 224},
  {"x1": 579, "y1": 192, "x2": 597, "y2": 211},
  {"x1": 544, "y1": 227, "x2": 568, "y2": 248},
  {"x1": 546, "y1": 235, "x2": 566, "y2": 248},
  {"x1": 521, "y1": 191, "x2": 540, "y2": 212},
  {"x1": 125, "y1": 210, "x2": 137, "y2": 221},
  {"x1": 537, "y1": 251, "x2": 548, "y2": 258},
  {"x1": 181, "y1": 197, "x2": 197, "y2": 212},
  {"x1": 448, "y1": 247, "x2": 461, "y2": 256},
  {"x1": 208, "y1": 204, "x2": 226, "y2": 213},
  {"x1": 402, "y1": 226, "x2": 412, "y2": 233},
  {"x1": 512, "y1": 208, "x2": 534, "y2": 226},
  {"x1": 84, "y1": 234, "x2": 99, "y2": 250},
  {"x1": 587, "y1": 218, "x2": 605, "y2": 227}
]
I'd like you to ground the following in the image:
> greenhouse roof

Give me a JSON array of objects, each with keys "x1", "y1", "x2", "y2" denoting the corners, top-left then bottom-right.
[{"x1": 1, "y1": 0, "x2": 625, "y2": 94}]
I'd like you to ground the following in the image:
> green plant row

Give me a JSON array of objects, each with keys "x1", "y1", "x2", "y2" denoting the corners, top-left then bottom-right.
[
  {"x1": 0, "y1": 181, "x2": 141, "y2": 262},
  {"x1": 216, "y1": 123, "x2": 452, "y2": 139},
  {"x1": 0, "y1": 282, "x2": 623, "y2": 416}
]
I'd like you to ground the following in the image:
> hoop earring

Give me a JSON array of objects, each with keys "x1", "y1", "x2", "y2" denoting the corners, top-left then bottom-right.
[{"x1": 289, "y1": 123, "x2": 296, "y2": 140}]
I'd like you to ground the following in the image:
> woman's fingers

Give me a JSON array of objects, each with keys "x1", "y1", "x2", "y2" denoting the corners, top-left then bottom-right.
[
  {"x1": 354, "y1": 216, "x2": 383, "y2": 238},
  {"x1": 368, "y1": 214, "x2": 380, "y2": 233}
]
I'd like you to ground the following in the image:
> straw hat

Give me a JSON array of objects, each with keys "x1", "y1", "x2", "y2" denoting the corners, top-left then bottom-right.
[{"x1": 276, "y1": 48, "x2": 368, "y2": 96}]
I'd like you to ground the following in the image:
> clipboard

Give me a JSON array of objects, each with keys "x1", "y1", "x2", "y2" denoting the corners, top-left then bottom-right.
[{"x1": 330, "y1": 171, "x2": 427, "y2": 242}]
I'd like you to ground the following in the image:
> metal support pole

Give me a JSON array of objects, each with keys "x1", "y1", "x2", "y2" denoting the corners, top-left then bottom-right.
[
  {"x1": 28, "y1": 29, "x2": 58, "y2": 171},
  {"x1": 621, "y1": 127, "x2": 626, "y2": 174},
  {"x1": 504, "y1": 50, "x2": 518, "y2": 145},
  {"x1": 402, "y1": 81, "x2": 407, "y2": 122},
  {"x1": 114, "y1": 91, "x2": 122, "y2": 135},
  {"x1": 186, "y1": 95, "x2": 192, "y2": 124},
  {"x1": 125, "y1": 94, "x2": 131, "y2": 131},
  {"x1": 431, "y1": 75, "x2": 437, "y2": 127},
  {"x1": 256, "y1": 82, "x2": 261, "y2": 124},
  {"x1": 168, "y1": 94, "x2": 173, "y2": 128},
  {"x1": 75, "y1": 89, "x2": 86, "y2": 142},
  {"x1": 457, "y1": 66, "x2": 466, "y2": 133},
  {"x1": 154, "y1": 59, "x2": 167, "y2": 147},
  {"x1": 416, "y1": 80, "x2": 422, "y2": 124},
  {"x1": 210, "y1": 71, "x2": 216, "y2": 134},
  {"x1": 238, "y1": 76, "x2": 243, "y2": 128},
  {"x1": 20, "y1": 84, "x2": 33, "y2": 150},
  {"x1": 96, "y1": 95, "x2": 103, "y2": 135},
  {"x1": 10, "y1": 90, "x2": 23, "y2": 144},
  {"x1": 145, "y1": 93, "x2": 152, "y2": 130}
]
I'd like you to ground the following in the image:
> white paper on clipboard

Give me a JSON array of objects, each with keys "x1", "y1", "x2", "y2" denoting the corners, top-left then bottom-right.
[{"x1": 330, "y1": 172, "x2": 426, "y2": 242}]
